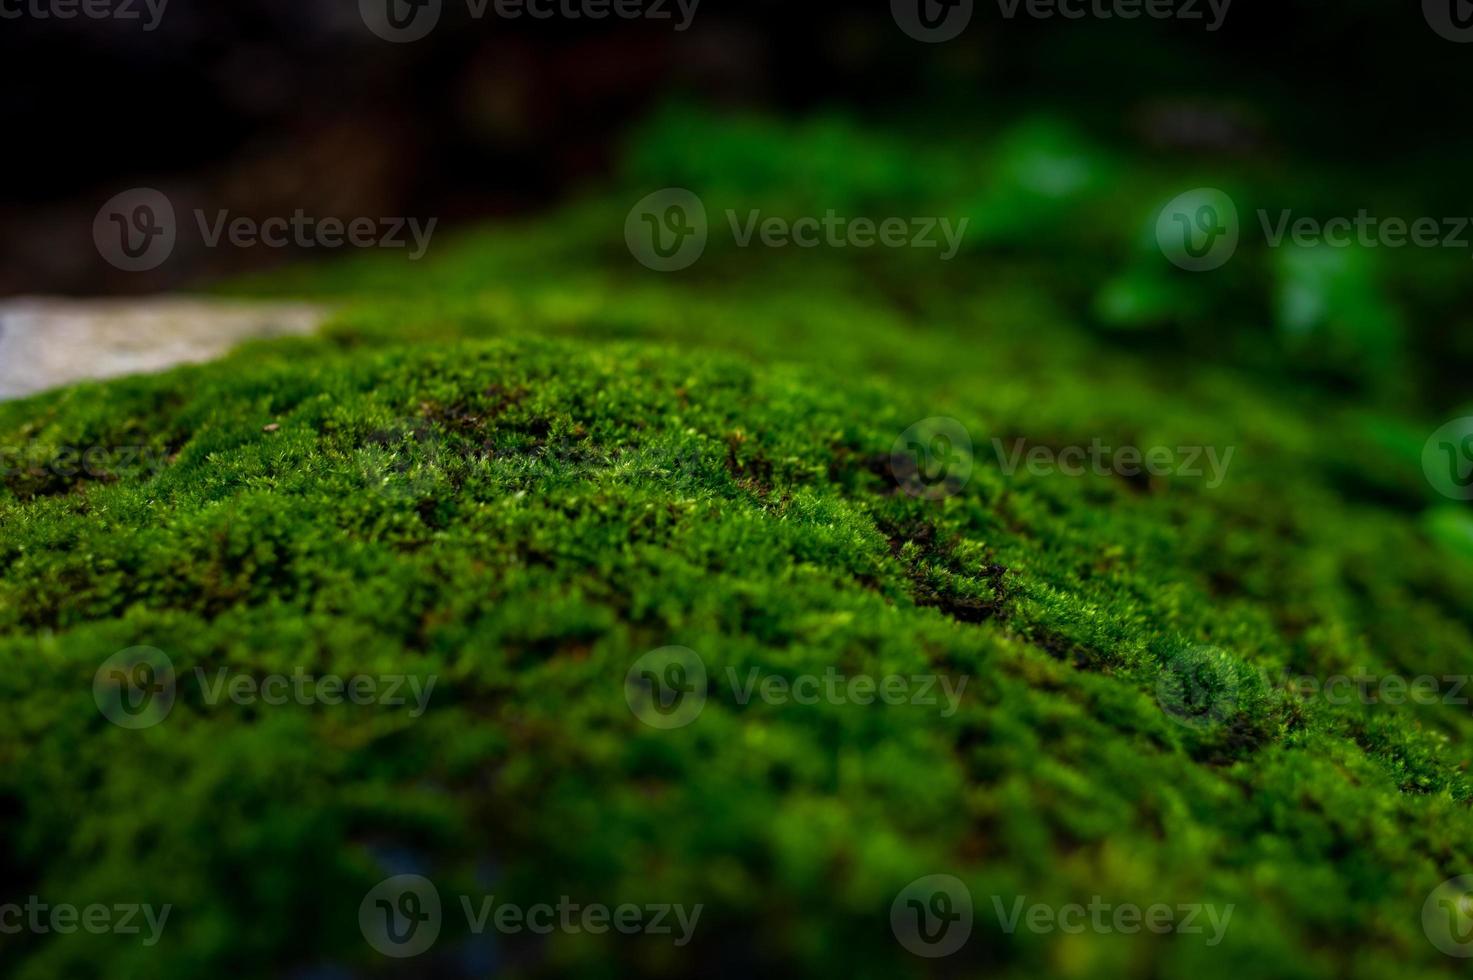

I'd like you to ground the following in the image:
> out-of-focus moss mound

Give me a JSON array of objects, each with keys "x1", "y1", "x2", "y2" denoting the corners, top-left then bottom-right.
[{"x1": 3, "y1": 108, "x2": 1473, "y2": 979}]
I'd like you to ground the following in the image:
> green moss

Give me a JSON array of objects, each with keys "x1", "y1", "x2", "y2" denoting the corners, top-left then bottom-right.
[{"x1": 3, "y1": 109, "x2": 1473, "y2": 979}]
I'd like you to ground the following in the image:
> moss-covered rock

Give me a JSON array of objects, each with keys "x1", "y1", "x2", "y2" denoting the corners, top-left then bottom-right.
[{"x1": 3, "y1": 110, "x2": 1472, "y2": 979}]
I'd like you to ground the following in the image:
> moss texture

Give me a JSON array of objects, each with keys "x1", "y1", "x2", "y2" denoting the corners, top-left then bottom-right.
[{"x1": 2, "y1": 109, "x2": 1472, "y2": 979}]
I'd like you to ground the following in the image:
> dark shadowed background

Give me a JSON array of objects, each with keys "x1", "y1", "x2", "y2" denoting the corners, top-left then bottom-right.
[{"x1": 3, "y1": 0, "x2": 1470, "y2": 293}]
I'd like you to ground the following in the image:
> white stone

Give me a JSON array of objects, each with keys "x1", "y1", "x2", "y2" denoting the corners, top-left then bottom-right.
[{"x1": 0, "y1": 296, "x2": 325, "y2": 401}]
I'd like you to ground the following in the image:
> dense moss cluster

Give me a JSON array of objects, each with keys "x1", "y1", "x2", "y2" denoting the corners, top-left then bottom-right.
[{"x1": 2, "y1": 109, "x2": 1472, "y2": 978}]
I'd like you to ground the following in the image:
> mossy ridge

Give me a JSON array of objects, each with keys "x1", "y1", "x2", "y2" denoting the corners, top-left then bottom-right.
[{"x1": 0, "y1": 330, "x2": 1471, "y2": 979}]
